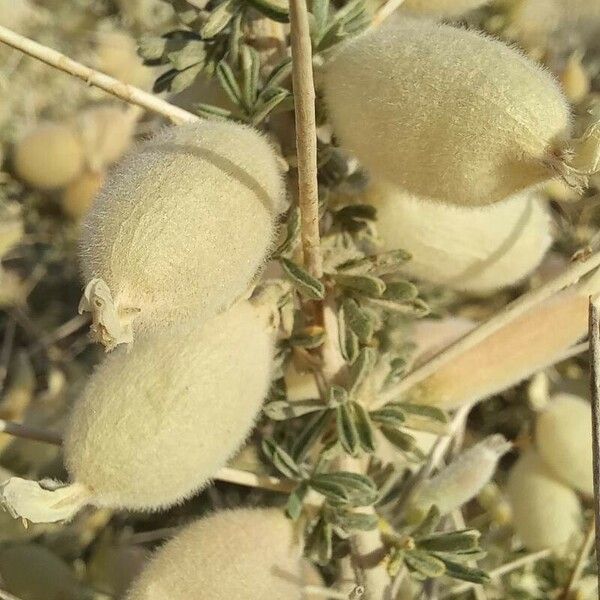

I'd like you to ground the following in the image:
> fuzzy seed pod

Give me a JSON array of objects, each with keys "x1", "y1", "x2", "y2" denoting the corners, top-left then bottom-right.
[
  {"x1": 506, "y1": 450, "x2": 582, "y2": 551},
  {"x1": 78, "y1": 121, "x2": 284, "y2": 350},
  {"x1": 76, "y1": 105, "x2": 140, "y2": 171},
  {"x1": 13, "y1": 122, "x2": 84, "y2": 190},
  {"x1": 411, "y1": 271, "x2": 600, "y2": 409},
  {"x1": 61, "y1": 170, "x2": 106, "y2": 220},
  {"x1": 323, "y1": 17, "x2": 571, "y2": 206},
  {"x1": 560, "y1": 54, "x2": 590, "y2": 105},
  {"x1": 62, "y1": 301, "x2": 272, "y2": 511},
  {"x1": 408, "y1": 435, "x2": 511, "y2": 521},
  {"x1": 402, "y1": 0, "x2": 492, "y2": 18},
  {"x1": 126, "y1": 508, "x2": 303, "y2": 600},
  {"x1": 366, "y1": 183, "x2": 552, "y2": 293},
  {"x1": 412, "y1": 317, "x2": 475, "y2": 366},
  {"x1": 95, "y1": 31, "x2": 153, "y2": 90},
  {"x1": 0, "y1": 544, "x2": 82, "y2": 600},
  {"x1": 536, "y1": 393, "x2": 593, "y2": 496}
]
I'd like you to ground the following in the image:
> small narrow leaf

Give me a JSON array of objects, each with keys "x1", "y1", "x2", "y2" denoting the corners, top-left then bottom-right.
[
  {"x1": 327, "y1": 384, "x2": 349, "y2": 408},
  {"x1": 309, "y1": 477, "x2": 350, "y2": 504},
  {"x1": 291, "y1": 410, "x2": 332, "y2": 462},
  {"x1": 347, "y1": 347, "x2": 376, "y2": 393},
  {"x1": 273, "y1": 206, "x2": 300, "y2": 257},
  {"x1": 170, "y1": 63, "x2": 203, "y2": 93},
  {"x1": 201, "y1": 0, "x2": 239, "y2": 38},
  {"x1": 251, "y1": 89, "x2": 291, "y2": 125},
  {"x1": 437, "y1": 558, "x2": 490, "y2": 584},
  {"x1": 216, "y1": 60, "x2": 243, "y2": 106},
  {"x1": 280, "y1": 257, "x2": 325, "y2": 299},
  {"x1": 380, "y1": 427, "x2": 416, "y2": 452},
  {"x1": 338, "y1": 306, "x2": 359, "y2": 362},
  {"x1": 261, "y1": 438, "x2": 301, "y2": 479},
  {"x1": 246, "y1": 0, "x2": 290, "y2": 22},
  {"x1": 331, "y1": 509, "x2": 378, "y2": 531},
  {"x1": 241, "y1": 44, "x2": 261, "y2": 109},
  {"x1": 262, "y1": 57, "x2": 293, "y2": 90},
  {"x1": 381, "y1": 280, "x2": 419, "y2": 302},
  {"x1": 370, "y1": 405, "x2": 406, "y2": 428},
  {"x1": 167, "y1": 40, "x2": 206, "y2": 70},
  {"x1": 417, "y1": 530, "x2": 481, "y2": 553},
  {"x1": 333, "y1": 273, "x2": 386, "y2": 297},
  {"x1": 342, "y1": 298, "x2": 374, "y2": 344},
  {"x1": 404, "y1": 550, "x2": 446, "y2": 578},
  {"x1": 353, "y1": 401, "x2": 376, "y2": 453},
  {"x1": 194, "y1": 102, "x2": 235, "y2": 119},
  {"x1": 286, "y1": 481, "x2": 309, "y2": 520},
  {"x1": 394, "y1": 402, "x2": 448, "y2": 424},
  {"x1": 263, "y1": 399, "x2": 324, "y2": 420},
  {"x1": 336, "y1": 403, "x2": 359, "y2": 456}
]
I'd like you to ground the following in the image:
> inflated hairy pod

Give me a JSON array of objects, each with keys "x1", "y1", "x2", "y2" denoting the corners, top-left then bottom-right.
[
  {"x1": 323, "y1": 17, "x2": 572, "y2": 206},
  {"x1": 408, "y1": 435, "x2": 511, "y2": 521},
  {"x1": 1, "y1": 302, "x2": 273, "y2": 521},
  {"x1": 13, "y1": 122, "x2": 84, "y2": 190},
  {"x1": 126, "y1": 508, "x2": 303, "y2": 600},
  {"x1": 536, "y1": 393, "x2": 593, "y2": 496},
  {"x1": 411, "y1": 270, "x2": 600, "y2": 409},
  {"x1": 366, "y1": 183, "x2": 552, "y2": 293},
  {"x1": 507, "y1": 450, "x2": 582, "y2": 551},
  {"x1": 402, "y1": 0, "x2": 492, "y2": 18},
  {"x1": 78, "y1": 121, "x2": 284, "y2": 350}
]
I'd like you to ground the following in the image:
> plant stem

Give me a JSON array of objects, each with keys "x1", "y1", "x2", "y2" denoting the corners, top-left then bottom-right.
[
  {"x1": 288, "y1": 0, "x2": 322, "y2": 280},
  {"x1": 0, "y1": 25, "x2": 199, "y2": 125},
  {"x1": 588, "y1": 296, "x2": 600, "y2": 594},
  {"x1": 0, "y1": 419, "x2": 62, "y2": 446},
  {"x1": 562, "y1": 519, "x2": 596, "y2": 599},
  {"x1": 379, "y1": 251, "x2": 600, "y2": 407}
]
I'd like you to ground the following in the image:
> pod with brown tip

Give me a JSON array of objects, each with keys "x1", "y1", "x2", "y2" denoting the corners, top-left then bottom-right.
[
  {"x1": 536, "y1": 393, "x2": 593, "y2": 496},
  {"x1": 79, "y1": 121, "x2": 284, "y2": 349},
  {"x1": 323, "y1": 17, "x2": 572, "y2": 206},
  {"x1": 126, "y1": 508, "x2": 303, "y2": 600},
  {"x1": 506, "y1": 450, "x2": 582, "y2": 551},
  {"x1": 366, "y1": 183, "x2": 552, "y2": 294}
]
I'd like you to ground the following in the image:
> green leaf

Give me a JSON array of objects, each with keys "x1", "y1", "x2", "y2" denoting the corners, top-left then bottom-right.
[
  {"x1": 263, "y1": 399, "x2": 324, "y2": 420},
  {"x1": 246, "y1": 0, "x2": 290, "y2": 22},
  {"x1": 370, "y1": 405, "x2": 406, "y2": 429},
  {"x1": 306, "y1": 517, "x2": 333, "y2": 565},
  {"x1": 273, "y1": 206, "x2": 300, "y2": 257},
  {"x1": 289, "y1": 327, "x2": 325, "y2": 349},
  {"x1": 417, "y1": 530, "x2": 481, "y2": 553},
  {"x1": 262, "y1": 57, "x2": 293, "y2": 91},
  {"x1": 286, "y1": 481, "x2": 309, "y2": 520},
  {"x1": 280, "y1": 257, "x2": 325, "y2": 299},
  {"x1": 341, "y1": 298, "x2": 374, "y2": 344},
  {"x1": 315, "y1": 472, "x2": 378, "y2": 506},
  {"x1": 333, "y1": 273, "x2": 386, "y2": 297},
  {"x1": 251, "y1": 89, "x2": 291, "y2": 125},
  {"x1": 311, "y1": 0, "x2": 330, "y2": 42},
  {"x1": 152, "y1": 68, "x2": 179, "y2": 93},
  {"x1": 327, "y1": 384, "x2": 349, "y2": 408},
  {"x1": 394, "y1": 402, "x2": 448, "y2": 424},
  {"x1": 437, "y1": 558, "x2": 490, "y2": 584},
  {"x1": 292, "y1": 410, "x2": 332, "y2": 462},
  {"x1": 201, "y1": 0, "x2": 240, "y2": 38},
  {"x1": 194, "y1": 102, "x2": 235, "y2": 119},
  {"x1": 365, "y1": 297, "x2": 430, "y2": 316},
  {"x1": 336, "y1": 403, "x2": 359, "y2": 456},
  {"x1": 170, "y1": 63, "x2": 203, "y2": 93},
  {"x1": 241, "y1": 44, "x2": 260, "y2": 110},
  {"x1": 404, "y1": 550, "x2": 446, "y2": 578},
  {"x1": 309, "y1": 476, "x2": 351, "y2": 504},
  {"x1": 338, "y1": 306, "x2": 359, "y2": 362},
  {"x1": 330, "y1": 509, "x2": 378, "y2": 532},
  {"x1": 167, "y1": 40, "x2": 206, "y2": 70},
  {"x1": 380, "y1": 427, "x2": 415, "y2": 452},
  {"x1": 216, "y1": 60, "x2": 243, "y2": 106},
  {"x1": 347, "y1": 347, "x2": 376, "y2": 394},
  {"x1": 262, "y1": 438, "x2": 302, "y2": 479},
  {"x1": 381, "y1": 280, "x2": 419, "y2": 302},
  {"x1": 353, "y1": 401, "x2": 376, "y2": 453}
]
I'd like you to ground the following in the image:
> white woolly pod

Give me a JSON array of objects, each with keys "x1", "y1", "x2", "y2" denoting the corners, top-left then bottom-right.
[
  {"x1": 78, "y1": 121, "x2": 284, "y2": 350},
  {"x1": 13, "y1": 122, "x2": 85, "y2": 190},
  {"x1": 506, "y1": 450, "x2": 582, "y2": 551},
  {"x1": 94, "y1": 31, "x2": 153, "y2": 90},
  {"x1": 0, "y1": 302, "x2": 273, "y2": 521},
  {"x1": 410, "y1": 270, "x2": 600, "y2": 409},
  {"x1": 408, "y1": 435, "x2": 511, "y2": 521},
  {"x1": 126, "y1": 508, "x2": 303, "y2": 600},
  {"x1": 323, "y1": 17, "x2": 572, "y2": 206},
  {"x1": 366, "y1": 183, "x2": 552, "y2": 294},
  {"x1": 76, "y1": 105, "x2": 140, "y2": 171},
  {"x1": 63, "y1": 301, "x2": 272, "y2": 511},
  {"x1": 61, "y1": 170, "x2": 106, "y2": 221},
  {"x1": 401, "y1": 0, "x2": 493, "y2": 18},
  {"x1": 0, "y1": 544, "x2": 82, "y2": 600},
  {"x1": 535, "y1": 393, "x2": 593, "y2": 496}
]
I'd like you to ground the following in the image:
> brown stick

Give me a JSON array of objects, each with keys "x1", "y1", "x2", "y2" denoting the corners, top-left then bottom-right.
[
  {"x1": 288, "y1": 0, "x2": 323, "y2": 279},
  {"x1": 0, "y1": 25, "x2": 199, "y2": 125},
  {"x1": 588, "y1": 296, "x2": 600, "y2": 594}
]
